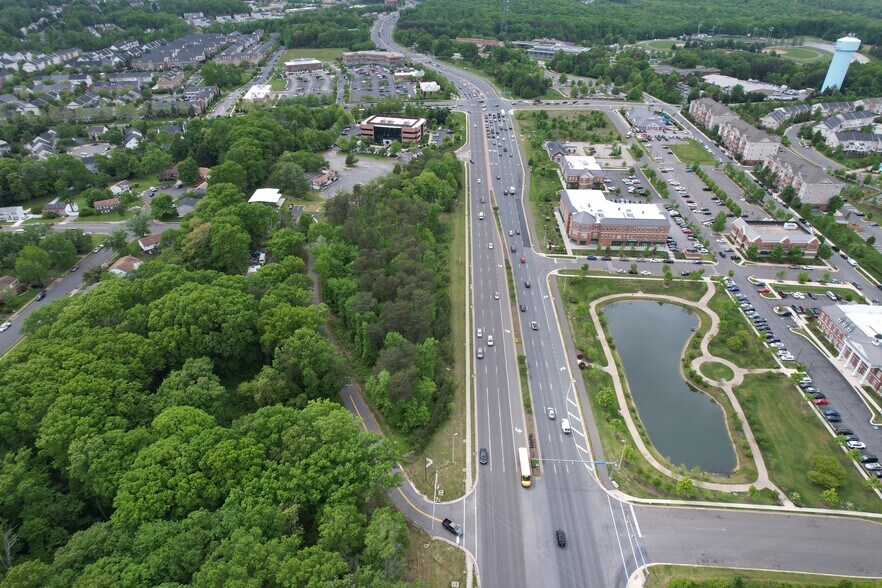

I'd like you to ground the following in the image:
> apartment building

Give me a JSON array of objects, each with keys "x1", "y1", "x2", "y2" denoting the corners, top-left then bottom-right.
[
  {"x1": 688, "y1": 97, "x2": 740, "y2": 130},
  {"x1": 762, "y1": 150, "x2": 841, "y2": 209},
  {"x1": 718, "y1": 119, "x2": 780, "y2": 163}
]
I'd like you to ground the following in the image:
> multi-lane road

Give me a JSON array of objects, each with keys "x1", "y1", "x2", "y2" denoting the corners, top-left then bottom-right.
[{"x1": 373, "y1": 12, "x2": 882, "y2": 587}]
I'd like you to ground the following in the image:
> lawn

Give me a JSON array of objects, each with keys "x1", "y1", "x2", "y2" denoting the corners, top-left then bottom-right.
[
  {"x1": 280, "y1": 47, "x2": 346, "y2": 63},
  {"x1": 668, "y1": 139, "x2": 717, "y2": 166},
  {"x1": 270, "y1": 77, "x2": 286, "y2": 91},
  {"x1": 772, "y1": 282, "x2": 867, "y2": 304},
  {"x1": 707, "y1": 291, "x2": 778, "y2": 369},
  {"x1": 402, "y1": 518, "x2": 467, "y2": 587},
  {"x1": 399, "y1": 192, "x2": 469, "y2": 499},
  {"x1": 734, "y1": 372, "x2": 882, "y2": 513},
  {"x1": 565, "y1": 275, "x2": 708, "y2": 304},
  {"x1": 700, "y1": 361, "x2": 734, "y2": 382},
  {"x1": 645, "y1": 564, "x2": 882, "y2": 588}
]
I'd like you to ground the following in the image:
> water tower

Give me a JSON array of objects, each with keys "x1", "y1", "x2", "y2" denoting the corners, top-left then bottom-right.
[{"x1": 821, "y1": 35, "x2": 861, "y2": 92}]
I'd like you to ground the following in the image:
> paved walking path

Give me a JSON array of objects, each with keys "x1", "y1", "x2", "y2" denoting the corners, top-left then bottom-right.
[{"x1": 588, "y1": 278, "x2": 792, "y2": 503}]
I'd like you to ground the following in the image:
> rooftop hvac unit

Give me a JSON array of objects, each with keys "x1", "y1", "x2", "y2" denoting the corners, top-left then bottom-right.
[{"x1": 783, "y1": 222, "x2": 798, "y2": 230}]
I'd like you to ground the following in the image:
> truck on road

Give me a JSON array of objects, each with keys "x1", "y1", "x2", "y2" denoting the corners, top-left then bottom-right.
[{"x1": 442, "y1": 518, "x2": 463, "y2": 537}]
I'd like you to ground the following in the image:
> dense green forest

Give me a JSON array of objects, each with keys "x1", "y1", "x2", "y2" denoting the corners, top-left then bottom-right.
[
  {"x1": 395, "y1": 0, "x2": 882, "y2": 46},
  {"x1": 313, "y1": 150, "x2": 461, "y2": 447},
  {"x1": 0, "y1": 176, "x2": 414, "y2": 584}
]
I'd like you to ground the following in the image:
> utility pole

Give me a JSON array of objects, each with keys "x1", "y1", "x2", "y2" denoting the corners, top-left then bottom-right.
[{"x1": 501, "y1": 0, "x2": 509, "y2": 36}]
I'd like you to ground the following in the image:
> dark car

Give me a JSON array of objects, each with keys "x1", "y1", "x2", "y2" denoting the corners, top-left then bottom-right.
[
  {"x1": 525, "y1": 280, "x2": 531, "y2": 288},
  {"x1": 860, "y1": 453, "x2": 878, "y2": 464},
  {"x1": 479, "y1": 448, "x2": 489, "y2": 464},
  {"x1": 663, "y1": 259, "x2": 674, "y2": 264},
  {"x1": 601, "y1": 256, "x2": 612, "y2": 261},
  {"x1": 852, "y1": 281, "x2": 864, "y2": 291},
  {"x1": 520, "y1": 304, "x2": 527, "y2": 312},
  {"x1": 586, "y1": 255, "x2": 597, "y2": 260},
  {"x1": 555, "y1": 529, "x2": 567, "y2": 548},
  {"x1": 810, "y1": 392, "x2": 826, "y2": 400},
  {"x1": 835, "y1": 428, "x2": 854, "y2": 436},
  {"x1": 442, "y1": 518, "x2": 463, "y2": 537}
]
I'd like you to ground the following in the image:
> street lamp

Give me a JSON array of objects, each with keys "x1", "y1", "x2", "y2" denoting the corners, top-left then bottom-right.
[{"x1": 452, "y1": 432, "x2": 458, "y2": 464}]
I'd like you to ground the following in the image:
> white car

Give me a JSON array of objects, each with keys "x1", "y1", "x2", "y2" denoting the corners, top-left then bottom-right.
[
  {"x1": 639, "y1": 270, "x2": 651, "y2": 275},
  {"x1": 847, "y1": 440, "x2": 866, "y2": 450},
  {"x1": 494, "y1": 291, "x2": 500, "y2": 300},
  {"x1": 488, "y1": 242, "x2": 494, "y2": 249},
  {"x1": 476, "y1": 328, "x2": 483, "y2": 338},
  {"x1": 0, "y1": 321, "x2": 11, "y2": 333},
  {"x1": 487, "y1": 335, "x2": 494, "y2": 347}
]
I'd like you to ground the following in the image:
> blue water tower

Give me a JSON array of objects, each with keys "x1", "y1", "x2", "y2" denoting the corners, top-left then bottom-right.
[{"x1": 821, "y1": 35, "x2": 861, "y2": 92}]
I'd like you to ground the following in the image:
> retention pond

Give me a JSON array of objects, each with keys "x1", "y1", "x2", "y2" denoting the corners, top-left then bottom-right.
[{"x1": 603, "y1": 300, "x2": 736, "y2": 474}]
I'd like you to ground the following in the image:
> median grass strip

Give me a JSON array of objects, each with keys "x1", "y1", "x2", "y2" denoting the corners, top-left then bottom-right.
[
  {"x1": 734, "y1": 372, "x2": 882, "y2": 512},
  {"x1": 772, "y1": 282, "x2": 867, "y2": 304},
  {"x1": 668, "y1": 139, "x2": 717, "y2": 166},
  {"x1": 645, "y1": 564, "x2": 882, "y2": 588},
  {"x1": 707, "y1": 290, "x2": 777, "y2": 369}
]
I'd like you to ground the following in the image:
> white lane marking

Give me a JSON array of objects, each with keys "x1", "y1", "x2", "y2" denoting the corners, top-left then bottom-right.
[
  {"x1": 575, "y1": 443, "x2": 588, "y2": 453},
  {"x1": 629, "y1": 503, "x2": 643, "y2": 539},
  {"x1": 572, "y1": 428, "x2": 585, "y2": 439},
  {"x1": 606, "y1": 493, "x2": 631, "y2": 579},
  {"x1": 567, "y1": 396, "x2": 578, "y2": 407},
  {"x1": 619, "y1": 499, "x2": 639, "y2": 564}
]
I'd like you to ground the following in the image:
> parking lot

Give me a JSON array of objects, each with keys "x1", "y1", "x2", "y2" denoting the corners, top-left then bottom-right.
[
  {"x1": 278, "y1": 69, "x2": 337, "y2": 99},
  {"x1": 348, "y1": 66, "x2": 416, "y2": 103}
]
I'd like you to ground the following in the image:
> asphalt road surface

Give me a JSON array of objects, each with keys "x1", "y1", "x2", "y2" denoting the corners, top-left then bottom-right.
[{"x1": 372, "y1": 11, "x2": 882, "y2": 587}]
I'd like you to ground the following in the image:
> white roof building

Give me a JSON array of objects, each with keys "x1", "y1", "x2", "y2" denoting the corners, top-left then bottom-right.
[
  {"x1": 248, "y1": 188, "x2": 284, "y2": 206},
  {"x1": 243, "y1": 84, "x2": 272, "y2": 102},
  {"x1": 562, "y1": 189, "x2": 665, "y2": 224},
  {"x1": 419, "y1": 81, "x2": 441, "y2": 94}
]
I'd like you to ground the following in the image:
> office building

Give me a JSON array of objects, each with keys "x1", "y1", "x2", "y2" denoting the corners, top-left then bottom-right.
[
  {"x1": 284, "y1": 58, "x2": 322, "y2": 72},
  {"x1": 243, "y1": 84, "x2": 272, "y2": 103},
  {"x1": 729, "y1": 219, "x2": 820, "y2": 257},
  {"x1": 359, "y1": 115, "x2": 427, "y2": 144},
  {"x1": 342, "y1": 50, "x2": 404, "y2": 68},
  {"x1": 559, "y1": 189, "x2": 668, "y2": 247},
  {"x1": 818, "y1": 304, "x2": 882, "y2": 391}
]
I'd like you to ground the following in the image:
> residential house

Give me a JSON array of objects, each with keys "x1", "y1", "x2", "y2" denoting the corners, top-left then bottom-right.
[
  {"x1": 826, "y1": 131, "x2": 882, "y2": 153},
  {"x1": 0, "y1": 275, "x2": 21, "y2": 299},
  {"x1": 110, "y1": 180, "x2": 132, "y2": 195},
  {"x1": 123, "y1": 129, "x2": 143, "y2": 150},
  {"x1": 108, "y1": 255, "x2": 143, "y2": 276},
  {"x1": 138, "y1": 232, "x2": 163, "y2": 253},
  {"x1": 94, "y1": 198, "x2": 120, "y2": 213},
  {"x1": 856, "y1": 97, "x2": 882, "y2": 115},
  {"x1": 86, "y1": 125, "x2": 108, "y2": 141},
  {"x1": 154, "y1": 69, "x2": 184, "y2": 90},
  {"x1": 175, "y1": 196, "x2": 200, "y2": 216},
  {"x1": 718, "y1": 119, "x2": 780, "y2": 163},
  {"x1": 26, "y1": 130, "x2": 58, "y2": 159},
  {"x1": 762, "y1": 151, "x2": 842, "y2": 209},
  {"x1": 0, "y1": 206, "x2": 24, "y2": 221},
  {"x1": 814, "y1": 110, "x2": 878, "y2": 139},
  {"x1": 41, "y1": 202, "x2": 78, "y2": 217}
]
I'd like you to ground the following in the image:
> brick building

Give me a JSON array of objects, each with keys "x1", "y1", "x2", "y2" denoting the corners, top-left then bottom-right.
[
  {"x1": 558, "y1": 156, "x2": 605, "y2": 189},
  {"x1": 729, "y1": 219, "x2": 820, "y2": 257},
  {"x1": 818, "y1": 304, "x2": 882, "y2": 392},
  {"x1": 359, "y1": 115, "x2": 427, "y2": 144},
  {"x1": 718, "y1": 119, "x2": 780, "y2": 164},
  {"x1": 559, "y1": 189, "x2": 669, "y2": 247},
  {"x1": 342, "y1": 50, "x2": 404, "y2": 68}
]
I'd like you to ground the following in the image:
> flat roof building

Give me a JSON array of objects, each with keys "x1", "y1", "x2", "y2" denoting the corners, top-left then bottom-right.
[
  {"x1": 527, "y1": 42, "x2": 588, "y2": 61},
  {"x1": 249, "y1": 188, "x2": 284, "y2": 207},
  {"x1": 559, "y1": 189, "x2": 668, "y2": 247},
  {"x1": 360, "y1": 115, "x2": 427, "y2": 144},
  {"x1": 342, "y1": 50, "x2": 404, "y2": 68},
  {"x1": 284, "y1": 57, "x2": 322, "y2": 72},
  {"x1": 818, "y1": 304, "x2": 882, "y2": 391},
  {"x1": 729, "y1": 218, "x2": 820, "y2": 257},
  {"x1": 559, "y1": 155, "x2": 605, "y2": 189},
  {"x1": 243, "y1": 84, "x2": 272, "y2": 103}
]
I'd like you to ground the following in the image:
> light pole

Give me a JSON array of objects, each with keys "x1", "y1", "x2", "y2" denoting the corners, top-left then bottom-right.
[{"x1": 452, "y1": 432, "x2": 458, "y2": 464}]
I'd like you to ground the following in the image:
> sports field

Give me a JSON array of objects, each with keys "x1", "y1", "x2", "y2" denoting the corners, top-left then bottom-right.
[
  {"x1": 765, "y1": 45, "x2": 831, "y2": 64},
  {"x1": 636, "y1": 39, "x2": 682, "y2": 52}
]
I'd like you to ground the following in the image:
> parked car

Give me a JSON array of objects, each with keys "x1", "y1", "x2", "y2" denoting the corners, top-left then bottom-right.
[
  {"x1": 35, "y1": 290, "x2": 46, "y2": 301},
  {"x1": 813, "y1": 398, "x2": 829, "y2": 405},
  {"x1": 835, "y1": 428, "x2": 854, "y2": 436},
  {"x1": 0, "y1": 321, "x2": 11, "y2": 333},
  {"x1": 847, "y1": 440, "x2": 867, "y2": 450}
]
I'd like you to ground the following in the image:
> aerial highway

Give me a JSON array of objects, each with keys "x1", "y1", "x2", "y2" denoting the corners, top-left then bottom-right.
[{"x1": 372, "y1": 11, "x2": 882, "y2": 588}]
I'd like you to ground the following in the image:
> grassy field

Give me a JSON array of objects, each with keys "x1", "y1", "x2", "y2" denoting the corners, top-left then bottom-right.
[
  {"x1": 707, "y1": 291, "x2": 778, "y2": 369},
  {"x1": 636, "y1": 39, "x2": 681, "y2": 52},
  {"x1": 766, "y1": 45, "x2": 832, "y2": 64},
  {"x1": 566, "y1": 276, "x2": 708, "y2": 304},
  {"x1": 645, "y1": 564, "x2": 882, "y2": 587},
  {"x1": 399, "y1": 193, "x2": 468, "y2": 500},
  {"x1": 668, "y1": 139, "x2": 717, "y2": 166},
  {"x1": 402, "y1": 519, "x2": 467, "y2": 587},
  {"x1": 270, "y1": 77, "x2": 286, "y2": 91},
  {"x1": 280, "y1": 47, "x2": 346, "y2": 63},
  {"x1": 700, "y1": 361, "x2": 735, "y2": 382},
  {"x1": 734, "y1": 372, "x2": 882, "y2": 512}
]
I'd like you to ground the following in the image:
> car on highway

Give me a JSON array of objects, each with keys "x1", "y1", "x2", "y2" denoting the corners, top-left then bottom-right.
[
  {"x1": 476, "y1": 328, "x2": 483, "y2": 338},
  {"x1": 546, "y1": 407, "x2": 556, "y2": 419},
  {"x1": 494, "y1": 291, "x2": 500, "y2": 300},
  {"x1": 524, "y1": 280, "x2": 531, "y2": 288},
  {"x1": 487, "y1": 335, "x2": 494, "y2": 347},
  {"x1": 476, "y1": 347, "x2": 484, "y2": 359},
  {"x1": 530, "y1": 321, "x2": 539, "y2": 330},
  {"x1": 488, "y1": 242, "x2": 494, "y2": 249},
  {"x1": 479, "y1": 448, "x2": 489, "y2": 464},
  {"x1": 0, "y1": 321, "x2": 11, "y2": 333},
  {"x1": 555, "y1": 529, "x2": 567, "y2": 548},
  {"x1": 560, "y1": 418, "x2": 571, "y2": 434},
  {"x1": 520, "y1": 304, "x2": 527, "y2": 312}
]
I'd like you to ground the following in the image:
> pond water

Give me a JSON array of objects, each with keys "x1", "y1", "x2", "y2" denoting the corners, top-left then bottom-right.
[{"x1": 603, "y1": 300, "x2": 736, "y2": 474}]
